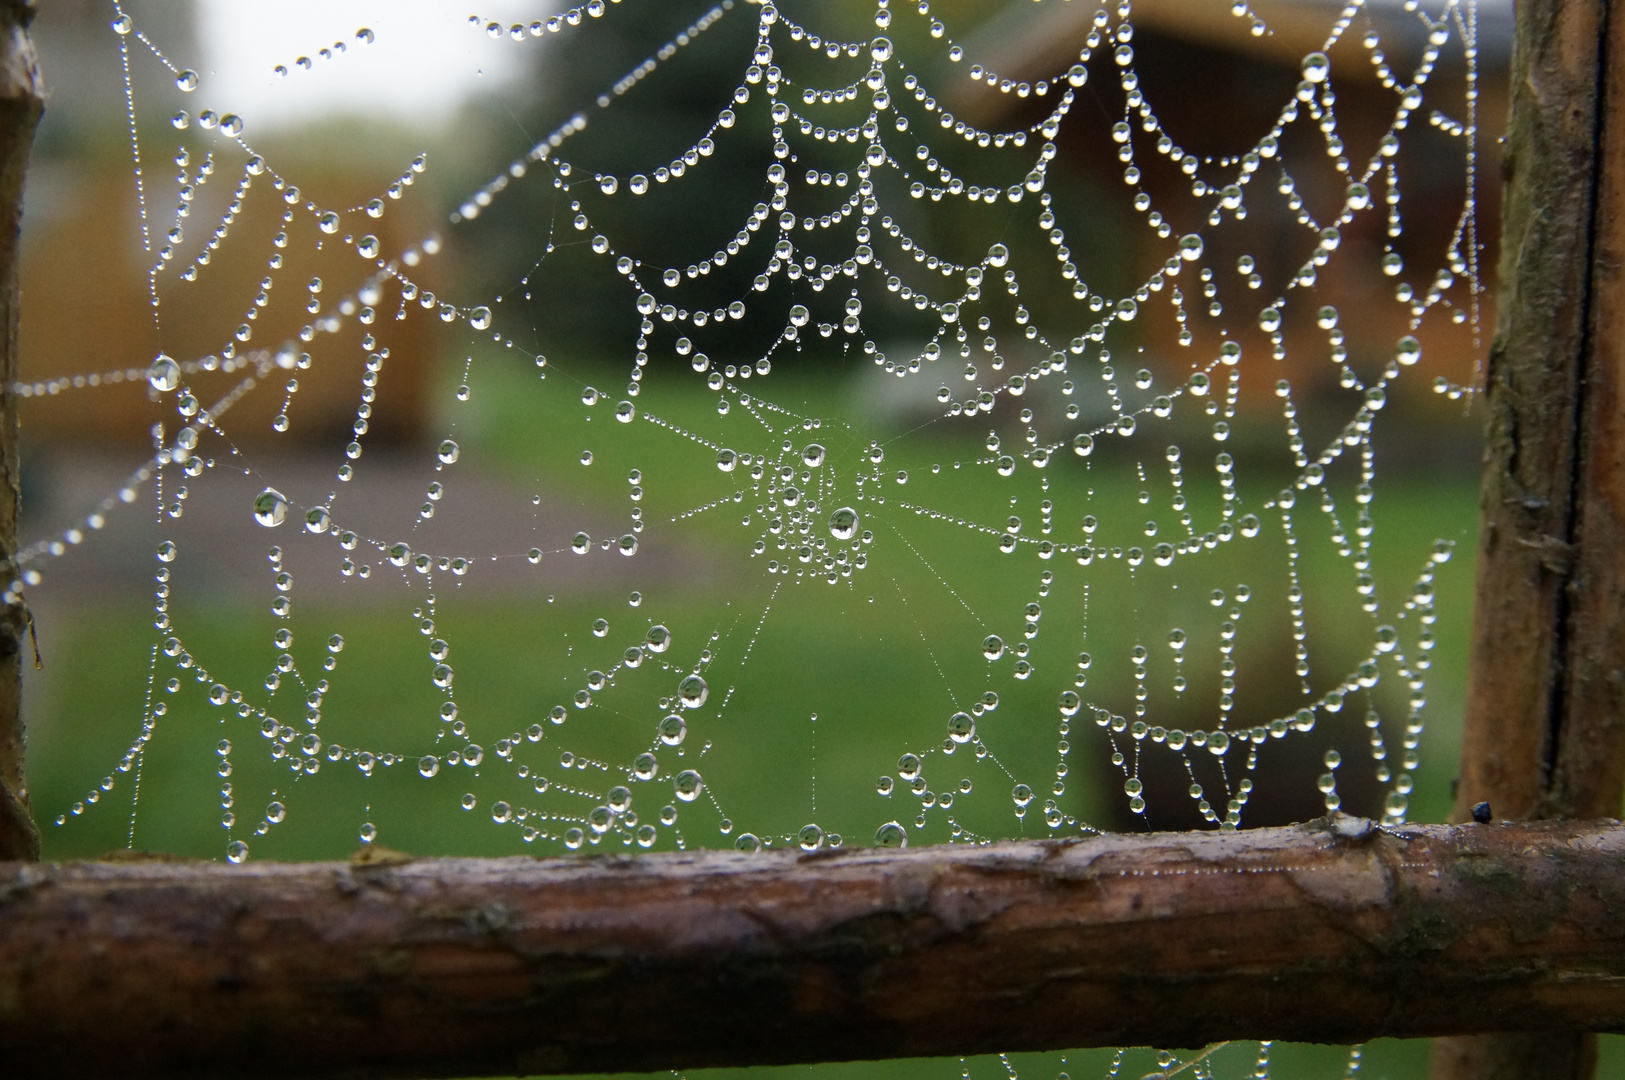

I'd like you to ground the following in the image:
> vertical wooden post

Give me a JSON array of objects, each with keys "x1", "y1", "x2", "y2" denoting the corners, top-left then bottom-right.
[
  {"x1": 0, "y1": 0, "x2": 40, "y2": 864},
  {"x1": 1434, "y1": 0, "x2": 1625, "y2": 1077}
]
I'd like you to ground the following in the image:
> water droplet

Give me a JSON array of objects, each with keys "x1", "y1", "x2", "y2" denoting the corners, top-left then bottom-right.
[
  {"x1": 678, "y1": 674, "x2": 709, "y2": 709},
  {"x1": 828, "y1": 506, "x2": 859, "y2": 540},
  {"x1": 438, "y1": 439, "x2": 460, "y2": 464},
  {"x1": 156, "y1": 541, "x2": 178, "y2": 563},
  {"x1": 304, "y1": 506, "x2": 331, "y2": 534},
  {"x1": 1072, "y1": 434, "x2": 1093, "y2": 457},
  {"x1": 1178, "y1": 233, "x2": 1203, "y2": 261},
  {"x1": 266, "y1": 801, "x2": 286, "y2": 823},
  {"x1": 148, "y1": 354, "x2": 181, "y2": 392},
  {"x1": 225, "y1": 840, "x2": 249, "y2": 863},
  {"x1": 1259, "y1": 307, "x2": 1282, "y2": 333},
  {"x1": 659, "y1": 714, "x2": 687, "y2": 745},
  {"x1": 419, "y1": 755, "x2": 440, "y2": 777},
  {"x1": 874, "y1": 821, "x2": 908, "y2": 847},
  {"x1": 176, "y1": 69, "x2": 199, "y2": 92},
  {"x1": 1302, "y1": 51, "x2": 1330, "y2": 83},
  {"x1": 253, "y1": 488, "x2": 289, "y2": 527},
  {"x1": 802, "y1": 443, "x2": 826, "y2": 467},
  {"x1": 947, "y1": 711, "x2": 976, "y2": 743},
  {"x1": 988, "y1": 242, "x2": 1009, "y2": 267},
  {"x1": 615, "y1": 400, "x2": 636, "y2": 423},
  {"x1": 1396, "y1": 335, "x2": 1422, "y2": 366},
  {"x1": 982, "y1": 634, "x2": 1004, "y2": 660},
  {"x1": 674, "y1": 769, "x2": 704, "y2": 802},
  {"x1": 619, "y1": 533, "x2": 639, "y2": 556},
  {"x1": 798, "y1": 823, "x2": 825, "y2": 850},
  {"x1": 870, "y1": 36, "x2": 893, "y2": 62},
  {"x1": 469, "y1": 306, "x2": 492, "y2": 330},
  {"x1": 317, "y1": 211, "x2": 339, "y2": 234},
  {"x1": 492, "y1": 800, "x2": 513, "y2": 823}
]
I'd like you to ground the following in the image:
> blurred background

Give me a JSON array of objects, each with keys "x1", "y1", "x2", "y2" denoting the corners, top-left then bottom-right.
[{"x1": 18, "y1": 1, "x2": 1598, "y2": 1076}]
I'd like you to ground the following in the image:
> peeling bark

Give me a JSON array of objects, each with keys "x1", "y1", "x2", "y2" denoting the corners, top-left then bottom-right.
[{"x1": 3, "y1": 819, "x2": 1625, "y2": 1079}]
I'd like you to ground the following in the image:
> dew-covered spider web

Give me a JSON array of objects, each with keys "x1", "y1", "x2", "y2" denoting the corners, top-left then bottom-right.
[{"x1": 19, "y1": 0, "x2": 1493, "y2": 1075}]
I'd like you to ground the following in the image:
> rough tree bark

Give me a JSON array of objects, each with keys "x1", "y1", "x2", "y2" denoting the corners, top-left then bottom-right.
[
  {"x1": 0, "y1": 0, "x2": 41, "y2": 864},
  {"x1": 1436, "y1": 0, "x2": 1625, "y2": 1078},
  {"x1": 2, "y1": 818, "x2": 1625, "y2": 1080}
]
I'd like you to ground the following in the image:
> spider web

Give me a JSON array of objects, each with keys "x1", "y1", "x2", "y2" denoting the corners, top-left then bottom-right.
[{"x1": 18, "y1": 0, "x2": 1490, "y2": 1075}]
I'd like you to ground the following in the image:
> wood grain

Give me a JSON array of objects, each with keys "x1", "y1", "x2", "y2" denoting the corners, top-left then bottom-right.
[{"x1": 3, "y1": 819, "x2": 1625, "y2": 1079}]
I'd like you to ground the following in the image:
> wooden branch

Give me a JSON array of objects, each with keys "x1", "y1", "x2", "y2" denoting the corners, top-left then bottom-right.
[
  {"x1": 1442, "y1": 2, "x2": 1625, "y2": 1076},
  {"x1": 2, "y1": 818, "x2": 1625, "y2": 1079},
  {"x1": 0, "y1": 0, "x2": 40, "y2": 864}
]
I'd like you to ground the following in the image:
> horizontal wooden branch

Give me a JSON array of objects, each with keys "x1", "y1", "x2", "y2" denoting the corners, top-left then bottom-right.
[{"x1": 3, "y1": 818, "x2": 1625, "y2": 1079}]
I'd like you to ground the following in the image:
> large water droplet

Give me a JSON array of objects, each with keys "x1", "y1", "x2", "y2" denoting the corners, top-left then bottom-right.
[
  {"x1": 176, "y1": 69, "x2": 199, "y2": 92},
  {"x1": 438, "y1": 439, "x2": 460, "y2": 464},
  {"x1": 304, "y1": 506, "x2": 331, "y2": 534},
  {"x1": 148, "y1": 354, "x2": 181, "y2": 392},
  {"x1": 678, "y1": 674, "x2": 709, "y2": 709},
  {"x1": 828, "y1": 506, "x2": 859, "y2": 540},
  {"x1": 874, "y1": 821, "x2": 908, "y2": 848},
  {"x1": 1302, "y1": 51, "x2": 1330, "y2": 83},
  {"x1": 673, "y1": 769, "x2": 704, "y2": 802},
  {"x1": 469, "y1": 306, "x2": 491, "y2": 330},
  {"x1": 1396, "y1": 335, "x2": 1422, "y2": 366},
  {"x1": 253, "y1": 488, "x2": 289, "y2": 527}
]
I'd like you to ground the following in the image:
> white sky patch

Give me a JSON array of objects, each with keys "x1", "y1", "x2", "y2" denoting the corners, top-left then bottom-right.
[{"x1": 194, "y1": 1, "x2": 553, "y2": 133}]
